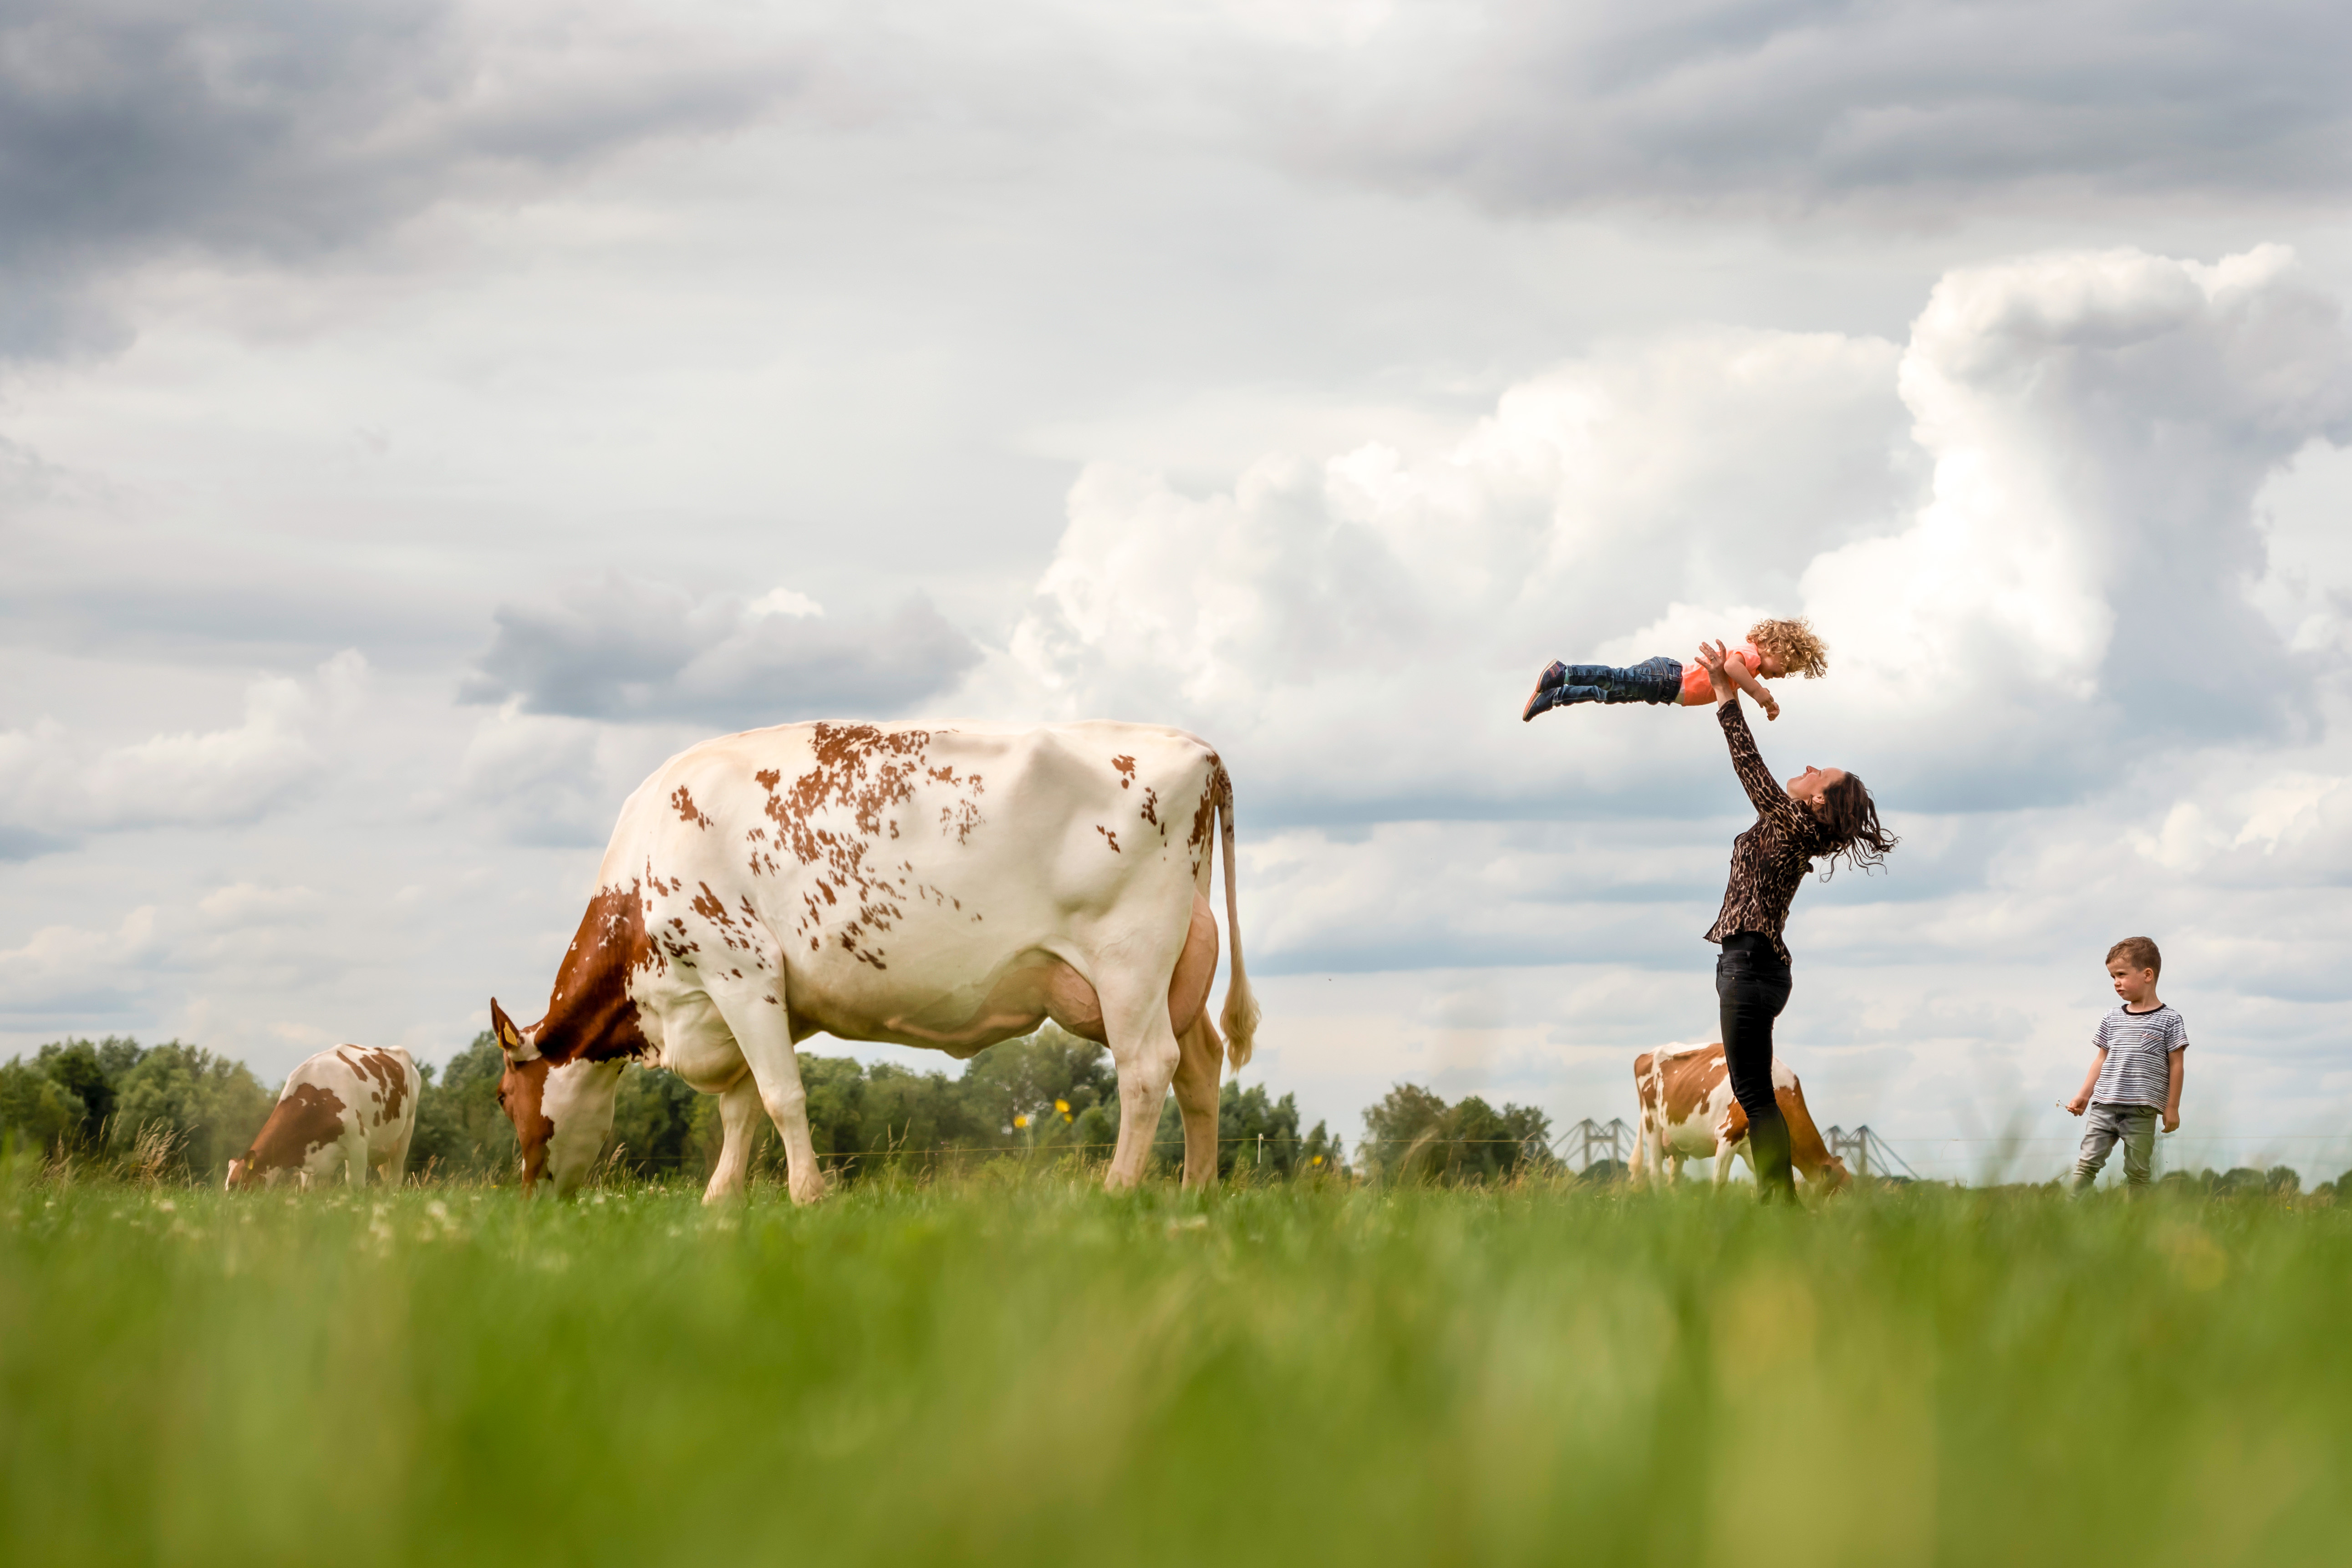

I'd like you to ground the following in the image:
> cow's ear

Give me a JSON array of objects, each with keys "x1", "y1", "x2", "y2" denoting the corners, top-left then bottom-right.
[{"x1": 489, "y1": 998, "x2": 531, "y2": 1060}]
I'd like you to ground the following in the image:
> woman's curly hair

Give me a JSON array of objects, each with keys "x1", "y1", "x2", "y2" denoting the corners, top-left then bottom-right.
[
  {"x1": 1748, "y1": 616, "x2": 1829, "y2": 680},
  {"x1": 1815, "y1": 774, "x2": 1896, "y2": 877}
]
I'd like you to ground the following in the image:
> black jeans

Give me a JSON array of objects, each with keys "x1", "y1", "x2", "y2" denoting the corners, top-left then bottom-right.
[{"x1": 1716, "y1": 932, "x2": 1796, "y2": 1201}]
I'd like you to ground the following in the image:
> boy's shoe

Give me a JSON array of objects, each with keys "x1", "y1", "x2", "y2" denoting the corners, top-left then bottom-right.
[{"x1": 1522, "y1": 662, "x2": 1568, "y2": 723}]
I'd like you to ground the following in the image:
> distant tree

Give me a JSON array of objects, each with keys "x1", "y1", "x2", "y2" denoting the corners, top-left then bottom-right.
[
  {"x1": 2264, "y1": 1165, "x2": 2302, "y2": 1196},
  {"x1": 961, "y1": 1023, "x2": 1119, "y2": 1151},
  {"x1": 607, "y1": 1063, "x2": 700, "y2": 1175},
  {"x1": 2212, "y1": 1167, "x2": 2265, "y2": 1196},
  {"x1": 1360, "y1": 1083, "x2": 1451, "y2": 1181},
  {"x1": 1301, "y1": 1120, "x2": 1347, "y2": 1178},
  {"x1": 0, "y1": 1057, "x2": 86, "y2": 1155},
  {"x1": 408, "y1": 1033, "x2": 518, "y2": 1180},
  {"x1": 1359, "y1": 1083, "x2": 1554, "y2": 1185},
  {"x1": 0, "y1": 1037, "x2": 271, "y2": 1177},
  {"x1": 106, "y1": 1043, "x2": 275, "y2": 1176},
  {"x1": 37, "y1": 1041, "x2": 120, "y2": 1142}
]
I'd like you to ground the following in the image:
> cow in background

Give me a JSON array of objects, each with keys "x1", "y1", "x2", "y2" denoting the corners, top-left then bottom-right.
[
  {"x1": 227, "y1": 1045, "x2": 419, "y2": 1190},
  {"x1": 1630, "y1": 1041, "x2": 1849, "y2": 1191},
  {"x1": 489, "y1": 719, "x2": 1257, "y2": 1204}
]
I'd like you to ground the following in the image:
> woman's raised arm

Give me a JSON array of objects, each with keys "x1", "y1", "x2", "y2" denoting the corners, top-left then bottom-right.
[{"x1": 1700, "y1": 642, "x2": 1814, "y2": 835}]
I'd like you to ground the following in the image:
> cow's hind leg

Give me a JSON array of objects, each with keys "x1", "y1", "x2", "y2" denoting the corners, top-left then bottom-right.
[
  {"x1": 702, "y1": 1072, "x2": 764, "y2": 1205},
  {"x1": 1170, "y1": 1016, "x2": 1223, "y2": 1188},
  {"x1": 707, "y1": 983, "x2": 825, "y2": 1206},
  {"x1": 1101, "y1": 978, "x2": 1185, "y2": 1193},
  {"x1": 382, "y1": 1128, "x2": 413, "y2": 1188}
]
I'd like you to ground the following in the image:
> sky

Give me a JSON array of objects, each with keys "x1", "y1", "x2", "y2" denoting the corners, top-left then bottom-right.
[{"x1": 5, "y1": 0, "x2": 2352, "y2": 1182}]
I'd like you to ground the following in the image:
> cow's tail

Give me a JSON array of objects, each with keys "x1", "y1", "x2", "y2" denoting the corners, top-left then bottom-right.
[{"x1": 1215, "y1": 763, "x2": 1260, "y2": 1074}]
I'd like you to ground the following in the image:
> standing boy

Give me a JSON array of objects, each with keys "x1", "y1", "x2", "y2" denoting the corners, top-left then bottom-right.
[{"x1": 2062, "y1": 937, "x2": 2187, "y2": 1192}]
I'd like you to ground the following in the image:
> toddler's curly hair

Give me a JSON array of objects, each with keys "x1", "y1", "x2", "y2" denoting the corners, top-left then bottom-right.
[{"x1": 1747, "y1": 616, "x2": 1828, "y2": 680}]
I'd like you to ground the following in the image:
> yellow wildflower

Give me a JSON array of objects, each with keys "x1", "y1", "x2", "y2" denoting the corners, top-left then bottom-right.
[{"x1": 1014, "y1": 1114, "x2": 1029, "y2": 1129}]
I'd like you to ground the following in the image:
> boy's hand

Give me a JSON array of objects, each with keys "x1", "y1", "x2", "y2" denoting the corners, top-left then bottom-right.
[
  {"x1": 2062, "y1": 1093, "x2": 2088, "y2": 1116},
  {"x1": 2162, "y1": 1109, "x2": 2179, "y2": 1134}
]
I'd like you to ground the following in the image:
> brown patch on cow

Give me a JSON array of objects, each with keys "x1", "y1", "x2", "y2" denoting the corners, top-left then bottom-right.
[
  {"x1": 499, "y1": 1055, "x2": 557, "y2": 1188},
  {"x1": 1187, "y1": 758, "x2": 1229, "y2": 874},
  {"x1": 1097, "y1": 825, "x2": 1121, "y2": 853},
  {"x1": 336, "y1": 1046, "x2": 410, "y2": 1125},
  {"x1": 232, "y1": 1081, "x2": 350, "y2": 1184},
  {"x1": 531, "y1": 882, "x2": 662, "y2": 1067},
  {"x1": 689, "y1": 881, "x2": 764, "y2": 963},
  {"x1": 1139, "y1": 786, "x2": 1161, "y2": 832},
  {"x1": 748, "y1": 723, "x2": 989, "y2": 971},
  {"x1": 1112, "y1": 754, "x2": 1136, "y2": 788},
  {"x1": 671, "y1": 786, "x2": 714, "y2": 829}
]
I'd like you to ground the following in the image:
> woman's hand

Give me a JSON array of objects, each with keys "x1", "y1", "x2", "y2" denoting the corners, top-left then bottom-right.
[{"x1": 1696, "y1": 640, "x2": 1737, "y2": 705}]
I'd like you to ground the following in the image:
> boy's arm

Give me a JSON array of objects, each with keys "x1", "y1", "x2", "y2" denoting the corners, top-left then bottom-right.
[
  {"x1": 2063, "y1": 1049, "x2": 2105, "y2": 1115},
  {"x1": 2163, "y1": 1050, "x2": 2184, "y2": 1133},
  {"x1": 1728, "y1": 658, "x2": 1780, "y2": 719}
]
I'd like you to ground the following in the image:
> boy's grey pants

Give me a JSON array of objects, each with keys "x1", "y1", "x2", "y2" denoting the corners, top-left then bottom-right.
[{"x1": 2071, "y1": 1103, "x2": 2158, "y2": 1191}]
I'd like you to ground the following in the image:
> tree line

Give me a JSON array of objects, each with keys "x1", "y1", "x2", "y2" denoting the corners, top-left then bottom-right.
[{"x1": 0, "y1": 1027, "x2": 1396, "y2": 1186}]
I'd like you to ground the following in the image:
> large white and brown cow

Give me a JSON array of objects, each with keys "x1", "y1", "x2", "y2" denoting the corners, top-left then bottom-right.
[
  {"x1": 1629, "y1": 1042, "x2": 1849, "y2": 1191},
  {"x1": 489, "y1": 720, "x2": 1257, "y2": 1204},
  {"x1": 226, "y1": 1044, "x2": 419, "y2": 1190}
]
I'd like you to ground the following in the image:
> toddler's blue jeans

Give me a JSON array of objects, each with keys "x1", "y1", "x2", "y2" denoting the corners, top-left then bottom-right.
[{"x1": 1548, "y1": 656, "x2": 1683, "y2": 708}]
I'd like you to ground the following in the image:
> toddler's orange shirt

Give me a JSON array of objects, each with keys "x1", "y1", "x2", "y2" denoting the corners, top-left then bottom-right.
[{"x1": 1680, "y1": 644, "x2": 1762, "y2": 705}]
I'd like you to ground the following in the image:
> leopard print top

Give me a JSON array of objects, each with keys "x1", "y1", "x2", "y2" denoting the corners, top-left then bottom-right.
[{"x1": 1703, "y1": 699, "x2": 1828, "y2": 967}]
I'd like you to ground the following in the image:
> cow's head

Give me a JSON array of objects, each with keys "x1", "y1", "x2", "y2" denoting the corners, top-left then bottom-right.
[
  {"x1": 1812, "y1": 1153, "x2": 1854, "y2": 1191},
  {"x1": 224, "y1": 1154, "x2": 304, "y2": 1191},
  {"x1": 490, "y1": 997, "x2": 622, "y2": 1195}
]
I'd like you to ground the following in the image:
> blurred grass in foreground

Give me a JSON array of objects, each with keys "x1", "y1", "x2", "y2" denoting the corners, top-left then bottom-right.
[{"x1": 2, "y1": 1173, "x2": 2346, "y2": 1568}]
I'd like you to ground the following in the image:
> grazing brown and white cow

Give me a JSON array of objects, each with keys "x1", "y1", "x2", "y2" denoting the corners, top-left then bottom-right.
[
  {"x1": 226, "y1": 1044, "x2": 419, "y2": 1190},
  {"x1": 489, "y1": 720, "x2": 1257, "y2": 1204},
  {"x1": 1629, "y1": 1041, "x2": 1849, "y2": 1191}
]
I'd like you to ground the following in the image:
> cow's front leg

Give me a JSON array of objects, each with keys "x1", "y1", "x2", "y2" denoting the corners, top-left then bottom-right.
[
  {"x1": 710, "y1": 983, "x2": 825, "y2": 1206},
  {"x1": 1170, "y1": 1016, "x2": 1223, "y2": 1188},
  {"x1": 702, "y1": 1073, "x2": 764, "y2": 1205},
  {"x1": 344, "y1": 1131, "x2": 370, "y2": 1188}
]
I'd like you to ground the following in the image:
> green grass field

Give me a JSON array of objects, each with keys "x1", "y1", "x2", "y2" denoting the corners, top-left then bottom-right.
[{"x1": 3, "y1": 1173, "x2": 2346, "y2": 1568}]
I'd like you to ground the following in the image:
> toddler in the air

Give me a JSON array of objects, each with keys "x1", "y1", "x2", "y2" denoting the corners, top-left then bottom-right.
[{"x1": 1521, "y1": 617, "x2": 1828, "y2": 723}]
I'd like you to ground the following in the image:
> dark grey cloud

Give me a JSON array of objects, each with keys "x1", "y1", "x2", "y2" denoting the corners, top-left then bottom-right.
[
  {"x1": 460, "y1": 575, "x2": 983, "y2": 724},
  {"x1": 1253, "y1": 0, "x2": 2352, "y2": 216},
  {"x1": 0, "y1": 0, "x2": 809, "y2": 353}
]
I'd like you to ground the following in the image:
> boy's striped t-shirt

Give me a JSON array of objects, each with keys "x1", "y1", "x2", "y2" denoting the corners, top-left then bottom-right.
[{"x1": 2090, "y1": 1004, "x2": 2189, "y2": 1107}]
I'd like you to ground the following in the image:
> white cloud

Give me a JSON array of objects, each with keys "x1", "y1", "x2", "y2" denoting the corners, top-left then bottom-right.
[
  {"x1": 461, "y1": 576, "x2": 980, "y2": 725},
  {"x1": 0, "y1": 651, "x2": 367, "y2": 837},
  {"x1": 0, "y1": 905, "x2": 162, "y2": 1018}
]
